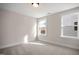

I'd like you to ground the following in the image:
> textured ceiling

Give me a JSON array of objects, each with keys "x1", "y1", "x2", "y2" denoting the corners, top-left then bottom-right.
[{"x1": 0, "y1": 3, "x2": 79, "y2": 18}]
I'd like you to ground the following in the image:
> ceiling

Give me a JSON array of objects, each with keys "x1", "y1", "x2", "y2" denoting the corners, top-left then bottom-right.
[{"x1": 0, "y1": 3, "x2": 79, "y2": 18}]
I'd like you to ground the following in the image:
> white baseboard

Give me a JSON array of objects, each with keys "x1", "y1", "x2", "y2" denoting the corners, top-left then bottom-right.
[
  {"x1": 0, "y1": 42, "x2": 23, "y2": 49},
  {"x1": 39, "y1": 40, "x2": 79, "y2": 50}
]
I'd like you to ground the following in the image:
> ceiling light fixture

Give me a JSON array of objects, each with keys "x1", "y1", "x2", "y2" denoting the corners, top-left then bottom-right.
[{"x1": 32, "y1": 3, "x2": 39, "y2": 8}]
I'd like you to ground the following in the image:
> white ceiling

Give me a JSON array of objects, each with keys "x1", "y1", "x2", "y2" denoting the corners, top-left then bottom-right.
[{"x1": 0, "y1": 3, "x2": 79, "y2": 18}]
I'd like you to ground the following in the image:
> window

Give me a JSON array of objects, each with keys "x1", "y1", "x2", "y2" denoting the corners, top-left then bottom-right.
[
  {"x1": 38, "y1": 18, "x2": 47, "y2": 36},
  {"x1": 61, "y1": 13, "x2": 79, "y2": 38}
]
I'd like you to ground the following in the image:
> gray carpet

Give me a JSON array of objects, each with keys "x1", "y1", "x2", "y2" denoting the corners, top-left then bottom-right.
[{"x1": 0, "y1": 41, "x2": 79, "y2": 55}]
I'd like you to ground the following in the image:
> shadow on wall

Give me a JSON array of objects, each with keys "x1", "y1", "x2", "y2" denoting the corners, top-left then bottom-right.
[{"x1": 23, "y1": 22, "x2": 45, "y2": 45}]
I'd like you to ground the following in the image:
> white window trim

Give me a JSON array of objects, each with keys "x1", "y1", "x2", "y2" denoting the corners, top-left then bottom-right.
[{"x1": 61, "y1": 12, "x2": 79, "y2": 39}]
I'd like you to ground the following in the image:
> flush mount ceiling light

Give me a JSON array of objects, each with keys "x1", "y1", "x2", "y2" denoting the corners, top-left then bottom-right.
[{"x1": 32, "y1": 3, "x2": 39, "y2": 8}]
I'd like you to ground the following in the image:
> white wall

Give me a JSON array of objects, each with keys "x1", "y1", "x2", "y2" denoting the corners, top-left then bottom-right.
[
  {"x1": 0, "y1": 9, "x2": 36, "y2": 49},
  {"x1": 38, "y1": 7, "x2": 79, "y2": 49}
]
